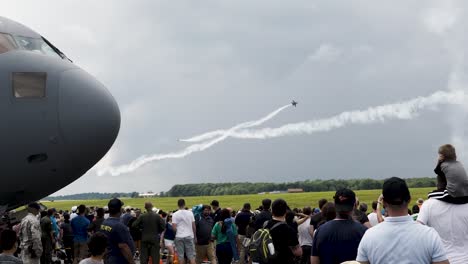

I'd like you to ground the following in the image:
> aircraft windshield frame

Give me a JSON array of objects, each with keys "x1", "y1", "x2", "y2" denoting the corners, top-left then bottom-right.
[
  {"x1": 11, "y1": 35, "x2": 63, "y2": 59},
  {"x1": 0, "y1": 32, "x2": 70, "y2": 61}
]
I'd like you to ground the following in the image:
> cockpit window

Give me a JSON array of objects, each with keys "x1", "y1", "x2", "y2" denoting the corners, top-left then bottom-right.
[
  {"x1": 0, "y1": 33, "x2": 17, "y2": 54},
  {"x1": 12, "y1": 72, "x2": 46, "y2": 98},
  {"x1": 13, "y1": 36, "x2": 61, "y2": 58},
  {"x1": 0, "y1": 33, "x2": 69, "y2": 60}
]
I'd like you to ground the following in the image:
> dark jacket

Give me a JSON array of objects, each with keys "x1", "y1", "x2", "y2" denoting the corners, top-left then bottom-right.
[
  {"x1": 132, "y1": 211, "x2": 165, "y2": 242},
  {"x1": 196, "y1": 215, "x2": 214, "y2": 245}
]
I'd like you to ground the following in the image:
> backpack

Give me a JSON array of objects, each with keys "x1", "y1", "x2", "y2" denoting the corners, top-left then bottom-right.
[{"x1": 249, "y1": 221, "x2": 285, "y2": 264}]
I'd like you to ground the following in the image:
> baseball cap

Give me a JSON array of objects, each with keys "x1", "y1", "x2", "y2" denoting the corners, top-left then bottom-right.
[
  {"x1": 382, "y1": 177, "x2": 411, "y2": 205},
  {"x1": 334, "y1": 188, "x2": 356, "y2": 212},
  {"x1": 28, "y1": 202, "x2": 40, "y2": 210},
  {"x1": 108, "y1": 198, "x2": 124, "y2": 210}
]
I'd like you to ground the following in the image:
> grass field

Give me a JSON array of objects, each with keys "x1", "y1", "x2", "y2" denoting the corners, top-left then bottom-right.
[{"x1": 41, "y1": 187, "x2": 433, "y2": 212}]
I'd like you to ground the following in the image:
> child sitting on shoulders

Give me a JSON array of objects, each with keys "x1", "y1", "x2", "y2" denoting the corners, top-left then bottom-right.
[{"x1": 428, "y1": 144, "x2": 468, "y2": 204}]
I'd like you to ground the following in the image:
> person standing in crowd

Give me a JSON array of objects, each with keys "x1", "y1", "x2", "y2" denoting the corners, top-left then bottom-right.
[
  {"x1": 211, "y1": 208, "x2": 239, "y2": 264},
  {"x1": 309, "y1": 198, "x2": 328, "y2": 237},
  {"x1": 172, "y1": 199, "x2": 196, "y2": 264},
  {"x1": 121, "y1": 206, "x2": 133, "y2": 226},
  {"x1": 195, "y1": 205, "x2": 217, "y2": 264},
  {"x1": 315, "y1": 202, "x2": 336, "y2": 230},
  {"x1": 79, "y1": 233, "x2": 108, "y2": 264},
  {"x1": 298, "y1": 207, "x2": 313, "y2": 264},
  {"x1": 50, "y1": 208, "x2": 60, "y2": 244},
  {"x1": 40, "y1": 209, "x2": 55, "y2": 264},
  {"x1": 161, "y1": 213, "x2": 176, "y2": 264},
  {"x1": 353, "y1": 198, "x2": 371, "y2": 228},
  {"x1": 128, "y1": 209, "x2": 142, "y2": 258},
  {"x1": 70, "y1": 206, "x2": 78, "y2": 221},
  {"x1": 60, "y1": 213, "x2": 74, "y2": 264},
  {"x1": 19, "y1": 203, "x2": 43, "y2": 264},
  {"x1": 411, "y1": 204, "x2": 420, "y2": 221},
  {"x1": 417, "y1": 191, "x2": 468, "y2": 263},
  {"x1": 357, "y1": 177, "x2": 448, "y2": 264},
  {"x1": 366, "y1": 201, "x2": 379, "y2": 227},
  {"x1": 103, "y1": 207, "x2": 110, "y2": 220},
  {"x1": 100, "y1": 198, "x2": 136, "y2": 264},
  {"x1": 211, "y1": 200, "x2": 221, "y2": 223},
  {"x1": 254, "y1": 199, "x2": 272, "y2": 230},
  {"x1": 55, "y1": 211, "x2": 63, "y2": 226},
  {"x1": 417, "y1": 198, "x2": 424, "y2": 208},
  {"x1": 311, "y1": 188, "x2": 367, "y2": 264},
  {"x1": 285, "y1": 210, "x2": 299, "y2": 236},
  {"x1": 71, "y1": 204, "x2": 90, "y2": 264},
  {"x1": 359, "y1": 203, "x2": 367, "y2": 214},
  {"x1": 0, "y1": 229, "x2": 22, "y2": 263},
  {"x1": 88, "y1": 208, "x2": 105, "y2": 234},
  {"x1": 263, "y1": 199, "x2": 302, "y2": 264},
  {"x1": 235, "y1": 203, "x2": 252, "y2": 264},
  {"x1": 85, "y1": 207, "x2": 95, "y2": 223},
  {"x1": 132, "y1": 202, "x2": 165, "y2": 264}
]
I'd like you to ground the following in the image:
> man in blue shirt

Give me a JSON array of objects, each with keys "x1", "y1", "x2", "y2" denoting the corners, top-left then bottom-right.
[
  {"x1": 311, "y1": 188, "x2": 367, "y2": 264},
  {"x1": 50, "y1": 208, "x2": 60, "y2": 240},
  {"x1": 100, "y1": 198, "x2": 136, "y2": 264},
  {"x1": 71, "y1": 204, "x2": 90, "y2": 264},
  {"x1": 121, "y1": 206, "x2": 133, "y2": 226}
]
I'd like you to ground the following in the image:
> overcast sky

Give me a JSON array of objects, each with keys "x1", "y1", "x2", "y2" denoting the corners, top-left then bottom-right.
[{"x1": 4, "y1": 1, "x2": 468, "y2": 195}]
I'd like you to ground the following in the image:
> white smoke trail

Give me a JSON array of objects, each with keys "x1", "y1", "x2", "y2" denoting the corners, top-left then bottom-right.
[
  {"x1": 98, "y1": 90, "x2": 465, "y2": 177},
  {"x1": 179, "y1": 104, "x2": 291, "y2": 142},
  {"x1": 224, "y1": 90, "x2": 466, "y2": 139},
  {"x1": 97, "y1": 104, "x2": 291, "y2": 176}
]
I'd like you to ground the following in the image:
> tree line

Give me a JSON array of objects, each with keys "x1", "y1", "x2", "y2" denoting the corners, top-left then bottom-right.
[
  {"x1": 164, "y1": 177, "x2": 436, "y2": 197},
  {"x1": 46, "y1": 177, "x2": 436, "y2": 200}
]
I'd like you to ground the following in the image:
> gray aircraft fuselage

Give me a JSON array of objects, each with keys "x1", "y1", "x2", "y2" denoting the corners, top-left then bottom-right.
[{"x1": 0, "y1": 17, "x2": 120, "y2": 211}]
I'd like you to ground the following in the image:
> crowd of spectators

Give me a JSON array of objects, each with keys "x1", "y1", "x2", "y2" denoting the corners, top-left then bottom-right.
[{"x1": 0, "y1": 144, "x2": 467, "y2": 264}]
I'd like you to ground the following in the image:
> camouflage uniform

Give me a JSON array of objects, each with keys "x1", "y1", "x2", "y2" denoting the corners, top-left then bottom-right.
[{"x1": 19, "y1": 213, "x2": 43, "y2": 264}]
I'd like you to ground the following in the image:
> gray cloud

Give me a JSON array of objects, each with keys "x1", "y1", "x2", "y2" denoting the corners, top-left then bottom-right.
[{"x1": 4, "y1": 1, "x2": 468, "y2": 195}]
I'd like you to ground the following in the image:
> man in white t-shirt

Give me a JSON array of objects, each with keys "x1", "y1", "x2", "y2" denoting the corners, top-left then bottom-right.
[
  {"x1": 172, "y1": 199, "x2": 196, "y2": 264},
  {"x1": 417, "y1": 198, "x2": 468, "y2": 264},
  {"x1": 357, "y1": 177, "x2": 448, "y2": 264},
  {"x1": 70, "y1": 206, "x2": 78, "y2": 220},
  {"x1": 367, "y1": 201, "x2": 379, "y2": 227}
]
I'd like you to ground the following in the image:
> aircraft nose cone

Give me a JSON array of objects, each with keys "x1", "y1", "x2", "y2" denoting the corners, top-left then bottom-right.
[{"x1": 58, "y1": 69, "x2": 120, "y2": 170}]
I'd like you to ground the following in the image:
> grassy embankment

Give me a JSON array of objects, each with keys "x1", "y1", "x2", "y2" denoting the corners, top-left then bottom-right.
[{"x1": 41, "y1": 187, "x2": 433, "y2": 212}]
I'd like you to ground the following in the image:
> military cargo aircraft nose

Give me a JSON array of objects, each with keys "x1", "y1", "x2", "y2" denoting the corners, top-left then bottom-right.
[{"x1": 58, "y1": 69, "x2": 120, "y2": 170}]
